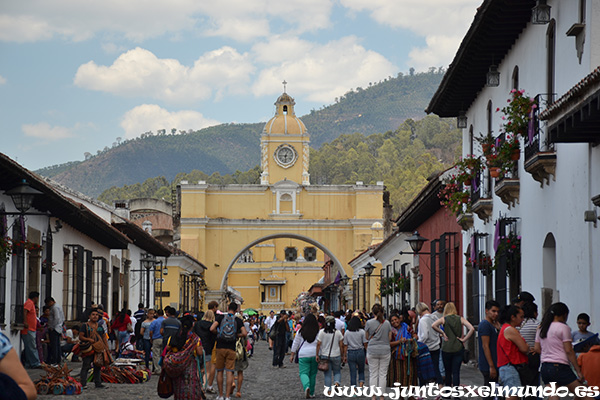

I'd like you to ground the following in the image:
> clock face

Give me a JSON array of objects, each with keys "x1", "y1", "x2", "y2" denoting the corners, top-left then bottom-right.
[{"x1": 274, "y1": 145, "x2": 297, "y2": 168}]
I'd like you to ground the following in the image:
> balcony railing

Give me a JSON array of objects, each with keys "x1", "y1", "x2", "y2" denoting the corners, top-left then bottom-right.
[
  {"x1": 524, "y1": 93, "x2": 558, "y2": 187},
  {"x1": 525, "y1": 94, "x2": 555, "y2": 160}
]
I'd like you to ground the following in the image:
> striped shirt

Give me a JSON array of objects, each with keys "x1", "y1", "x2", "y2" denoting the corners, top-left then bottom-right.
[{"x1": 520, "y1": 318, "x2": 539, "y2": 347}]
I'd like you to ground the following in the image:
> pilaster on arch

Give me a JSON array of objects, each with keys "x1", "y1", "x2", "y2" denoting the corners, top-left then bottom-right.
[{"x1": 219, "y1": 233, "x2": 346, "y2": 290}]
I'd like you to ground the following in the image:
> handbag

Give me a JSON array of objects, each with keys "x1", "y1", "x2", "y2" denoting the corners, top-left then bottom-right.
[
  {"x1": 500, "y1": 340, "x2": 536, "y2": 386},
  {"x1": 294, "y1": 339, "x2": 305, "y2": 364},
  {"x1": 514, "y1": 362, "x2": 537, "y2": 386},
  {"x1": 318, "y1": 333, "x2": 334, "y2": 371},
  {"x1": 462, "y1": 348, "x2": 470, "y2": 364},
  {"x1": 157, "y1": 369, "x2": 174, "y2": 399},
  {"x1": 269, "y1": 322, "x2": 278, "y2": 340}
]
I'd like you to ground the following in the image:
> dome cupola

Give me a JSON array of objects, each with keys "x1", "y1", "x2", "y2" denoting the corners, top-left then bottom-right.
[{"x1": 263, "y1": 81, "x2": 307, "y2": 136}]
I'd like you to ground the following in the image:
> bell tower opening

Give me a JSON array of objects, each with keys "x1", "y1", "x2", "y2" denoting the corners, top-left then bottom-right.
[{"x1": 283, "y1": 105, "x2": 288, "y2": 114}]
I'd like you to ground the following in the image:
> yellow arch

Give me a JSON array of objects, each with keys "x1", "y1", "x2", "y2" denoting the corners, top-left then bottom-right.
[{"x1": 219, "y1": 232, "x2": 347, "y2": 290}]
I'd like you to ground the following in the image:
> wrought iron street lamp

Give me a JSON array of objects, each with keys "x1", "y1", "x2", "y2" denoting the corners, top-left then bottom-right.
[
  {"x1": 457, "y1": 111, "x2": 468, "y2": 129},
  {"x1": 486, "y1": 65, "x2": 500, "y2": 87},
  {"x1": 406, "y1": 231, "x2": 428, "y2": 254},
  {"x1": 2, "y1": 179, "x2": 44, "y2": 215},
  {"x1": 532, "y1": 0, "x2": 551, "y2": 24}
]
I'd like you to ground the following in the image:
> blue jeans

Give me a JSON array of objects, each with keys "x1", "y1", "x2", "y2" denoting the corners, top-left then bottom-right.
[
  {"x1": 442, "y1": 348, "x2": 464, "y2": 387},
  {"x1": 347, "y1": 349, "x2": 365, "y2": 386},
  {"x1": 117, "y1": 330, "x2": 129, "y2": 356},
  {"x1": 430, "y1": 349, "x2": 443, "y2": 384},
  {"x1": 142, "y1": 338, "x2": 152, "y2": 368},
  {"x1": 21, "y1": 331, "x2": 40, "y2": 368},
  {"x1": 322, "y1": 355, "x2": 341, "y2": 387}
]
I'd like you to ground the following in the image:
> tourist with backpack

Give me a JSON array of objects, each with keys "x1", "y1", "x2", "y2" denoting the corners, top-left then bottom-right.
[{"x1": 210, "y1": 302, "x2": 247, "y2": 400}]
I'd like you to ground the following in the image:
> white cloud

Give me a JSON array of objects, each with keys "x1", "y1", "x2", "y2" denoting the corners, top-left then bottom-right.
[
  {"x1": 251, "y1": 36, "x2": 397, "y2": 103},
  {"x1": 0, "y1": 0, "x2": 334, "y2": 43},
  {"x1": 74, "y1": 47, "x2": 254, "y2": 103},
  {"x1": 340, "y1": 0, "x2": 480, "y2": 69},
  {"x1": 120, "y1": 104, "x2": 220, "y2": 139},
  {"x1": 101, "y1": 42, "x2": 127, "y2": 54},
  {"x1": 0, "y1": 75, "x2": 6, "y2": 85},
  {"x1": 22, "y1": 122, "x2": 74, "y2": 140}
]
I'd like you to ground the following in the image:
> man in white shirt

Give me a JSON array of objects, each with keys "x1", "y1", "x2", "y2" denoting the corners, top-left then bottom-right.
[
  {"x1": 334, "y1": 311, "x2": 345, "y2": 335},
  {"x1": 264, "y1": 310, "x2": 277, "y2": 350},
  {"x1": 61, "y1": 326, "x2": 80, "y2": 362}
]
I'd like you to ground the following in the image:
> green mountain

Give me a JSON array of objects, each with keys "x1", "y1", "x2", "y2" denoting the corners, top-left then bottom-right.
[{"x1": 37, "y1": 69, "x2": 445, "y2": 197}]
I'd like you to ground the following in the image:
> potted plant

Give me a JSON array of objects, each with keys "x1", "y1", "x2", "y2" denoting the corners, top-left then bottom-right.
[
  {"x1": 470, "y1": 251, "x2": 494, "y2": 275},
  {"x1": 477, "y1": 132, "x2": 495, "y2": 157},
  {"x1": 498, "y1": 89, "x2": 538, "y2": 137}
]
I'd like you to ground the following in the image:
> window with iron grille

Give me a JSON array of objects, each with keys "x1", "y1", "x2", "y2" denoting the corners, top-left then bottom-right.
[
  {"x1": 84, "y1": 250, "x2": 93, "y2": 310},
  {"x1": 64, "y1": 245, "x2": 84, "y2": 320},
  {"x1": 284, "y1": 247, "x2": 297, "y2": 261},
  {"x1": 304, "y1": 247, "x2": 317, "y2": 261},
  {"x1": 431, "y1": 233, "x2": 460, "y2": 310},
  {"x1": 494, "y1": 218, "x2": 521, "y2": 304},
  {"x1": 11, "y1": 218, "x2": 26, "y2": 325},
  {"x1": 92, "y1": 257, "x2": 108, "y2": 307},
  {"x1": 469, "y1": 232, "x2": 489, "y2": 325},
  {"x1": 0, "y1": 208, "x2": 7, "y2": 324}
]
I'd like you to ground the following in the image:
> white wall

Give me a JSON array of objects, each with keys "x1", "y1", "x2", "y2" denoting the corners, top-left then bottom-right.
[{"x1": 463, "y1": 0, "x2": 599, "y2": 328}]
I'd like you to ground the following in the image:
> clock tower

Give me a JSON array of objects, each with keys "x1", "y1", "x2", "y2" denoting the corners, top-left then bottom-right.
[{"x1": 260, "y1": 85, "x2": 310, "y2": 185}]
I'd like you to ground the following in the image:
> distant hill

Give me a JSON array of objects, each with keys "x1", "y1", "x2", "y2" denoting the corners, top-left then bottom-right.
[{"x1": 37, "y1": 69, "x2": 445, "y2": 197}]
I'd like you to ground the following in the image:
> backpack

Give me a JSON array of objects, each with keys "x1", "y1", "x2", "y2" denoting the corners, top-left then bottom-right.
[
  {"x1": 235, "y1": 338, "x2": 245, "y2": 361},
  {"x1": 218, "y1": 314, "x2": 237, "y2": 342}
]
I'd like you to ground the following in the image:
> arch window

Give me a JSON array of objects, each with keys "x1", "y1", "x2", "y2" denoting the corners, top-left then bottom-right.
[
  {"x1": 512, "y1": 66, "x2": 519, "y2": 90},
  {"x1": 283, "y1": 105, "x2": 288, "y2": 114}
]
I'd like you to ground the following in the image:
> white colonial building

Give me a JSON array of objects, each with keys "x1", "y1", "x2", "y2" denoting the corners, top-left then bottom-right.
[
  {"x1": 0, "y1": 152, "x2": 172, "y2": 350},
  {"x1": 427, "y1": 0, "x2": 600, "y2": 328}
]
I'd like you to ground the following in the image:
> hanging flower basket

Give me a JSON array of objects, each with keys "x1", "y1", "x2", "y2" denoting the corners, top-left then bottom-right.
[{"x1": 0, "y1": 236, "x2": 10, "y2": 266}]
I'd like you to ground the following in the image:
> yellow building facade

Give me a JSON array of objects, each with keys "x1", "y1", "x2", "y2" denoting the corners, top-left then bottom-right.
[{"x1": 175, "y1": 90, "x2": 383, "y2": 311}]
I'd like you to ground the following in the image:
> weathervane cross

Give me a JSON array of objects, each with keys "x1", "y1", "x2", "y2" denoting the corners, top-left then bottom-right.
[{"x1": 282, "y1": 80, "x2": 287, "y2": 93}]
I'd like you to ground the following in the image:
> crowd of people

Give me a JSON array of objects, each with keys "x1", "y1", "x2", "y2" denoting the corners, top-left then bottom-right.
[
  {"x1": 476, "y1": 291, "x2": 600, "y2": 400},
  {"x1": 3, "y1": 290, "x2": 600, "y2": 400}
]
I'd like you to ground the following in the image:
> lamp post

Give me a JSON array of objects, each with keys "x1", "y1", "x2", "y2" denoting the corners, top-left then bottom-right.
[
  {"x1": 400, "y1": 231, "x2": 430, "y2": 308},
  {"x1": 364, "y1": 262, "x2": 375, "y2": 311},
  {"x1": 140, "y1": 254, "x2": 155, "y2": 308}
]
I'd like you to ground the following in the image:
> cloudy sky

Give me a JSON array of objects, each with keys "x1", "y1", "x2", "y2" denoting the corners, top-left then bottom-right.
[{"x1": 0, "y1": 0, "x2": 480, "y2": 171}]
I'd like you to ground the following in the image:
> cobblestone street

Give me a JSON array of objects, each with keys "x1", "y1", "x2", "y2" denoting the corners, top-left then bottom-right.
[{"x1": 27, "y1": 338, "x2": 485, "y2": 399}]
